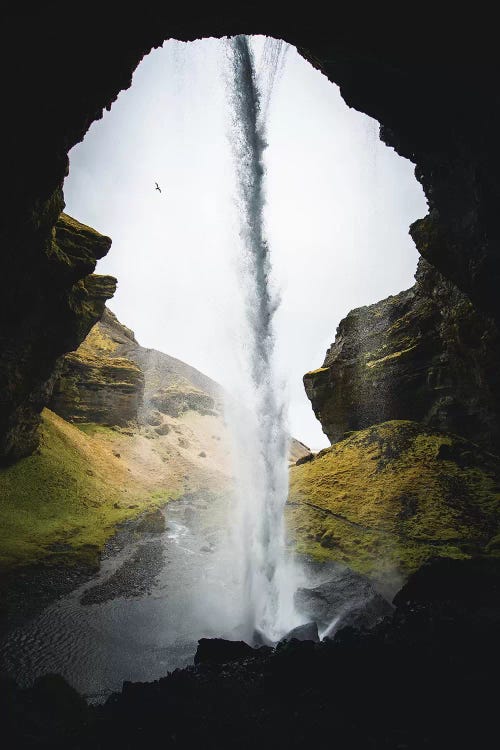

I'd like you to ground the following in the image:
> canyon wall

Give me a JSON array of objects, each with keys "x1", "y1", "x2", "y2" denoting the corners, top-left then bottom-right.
[
  {"x1": 305, "y1": 260, "x2": 500, "y2": 450},
  {"x1": 0, "y1": 212, "x2": 115, "y2": 462}
]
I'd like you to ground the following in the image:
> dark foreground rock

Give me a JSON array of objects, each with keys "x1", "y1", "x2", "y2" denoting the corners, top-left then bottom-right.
[
  {"x1": 194, "y1": 638, "x2": 258, "y2": 666},
  {"x1": 279, "y1": 621, "x2": 319, "y2": 643},
  {"x1": 3, "y1": 557, "x2": 500, "y2": 749},
  {"x1": 295, "y1": 565, "x2": 393, "y2": 635}
]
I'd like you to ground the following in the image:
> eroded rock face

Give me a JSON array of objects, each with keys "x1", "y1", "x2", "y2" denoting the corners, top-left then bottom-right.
[
  {"x1": 49, "y1": 310, "x2": 144, "y2": 426},
  {"x1": 0, "y1": 212, "x2": 115, "y2": 462},
  {"x1": 305, "y1": 260, "x2": 500, "y2": 450},
  {"x1": 49, "y1": 307, "x2": 223, "y2": 427}
]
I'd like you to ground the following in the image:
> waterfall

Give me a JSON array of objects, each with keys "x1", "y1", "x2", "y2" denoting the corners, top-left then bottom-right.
[{"x1": 224, "y1": 35, "x2": 300, "y2": 642}]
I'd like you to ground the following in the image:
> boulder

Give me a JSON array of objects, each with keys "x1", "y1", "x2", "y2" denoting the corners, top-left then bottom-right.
[
  {"x1": 279, "y1": 621, "x2": 320, "y2": 643},
  {"x1": 295, "y1": 566, "x2": 392, "y2": 636},
  {"x1": 194, "y1": 638, "x2": 256, "y2": 666}
]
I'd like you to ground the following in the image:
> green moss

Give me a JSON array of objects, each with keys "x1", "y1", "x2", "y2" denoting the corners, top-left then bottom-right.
[
  {"x1": 0, "y1": 410, "x2": 180, "y2": 570},
  {"x1": 287, "y1": 420, "x2": 500, "y2": 578}
]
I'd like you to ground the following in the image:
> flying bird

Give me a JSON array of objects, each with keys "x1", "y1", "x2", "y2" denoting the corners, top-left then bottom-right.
[{"x1": 155, "y1": 182, "x2": 161, "y2": 193}]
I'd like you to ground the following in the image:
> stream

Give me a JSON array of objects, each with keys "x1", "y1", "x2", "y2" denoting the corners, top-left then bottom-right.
[{"x1": 0, "y1": 493, "x2": 239, "y2": 703}]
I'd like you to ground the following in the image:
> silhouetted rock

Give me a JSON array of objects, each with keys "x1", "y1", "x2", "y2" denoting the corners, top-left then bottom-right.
[
  {"x1": 295, "y1": 452, "x2": 313, "y2": 466},
  {"x1": 279, "y1": 621, "x2": 319, "y2": 643},
  {"x1": 295, "y1": 566, "x2": 392, "y2": 635},
  {"x1": 0, "y1": 214, "x2": 115, "y2": 462}
]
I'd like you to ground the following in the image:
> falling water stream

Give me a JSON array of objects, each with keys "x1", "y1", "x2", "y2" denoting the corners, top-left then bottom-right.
[{"x1": 224, "y1": 36, "x2": 302, "y2": 642}]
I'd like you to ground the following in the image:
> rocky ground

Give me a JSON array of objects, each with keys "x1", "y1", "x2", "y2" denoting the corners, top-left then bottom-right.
[{"x1": 3, "y1": 556, "x2": 499, "y2": 749}]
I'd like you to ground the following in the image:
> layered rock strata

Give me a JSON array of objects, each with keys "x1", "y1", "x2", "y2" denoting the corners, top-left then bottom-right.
[
  {"x1": 305, "y1": 260, "x2": 500, "y2": 450},
  {"x1": 49, "y1": 308, "x2": 223, "y2": 428},
  {"x1": 0, "y1": 212, "x2": 115, "y2": 462}
]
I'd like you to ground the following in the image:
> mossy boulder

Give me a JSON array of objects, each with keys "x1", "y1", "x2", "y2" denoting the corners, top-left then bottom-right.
[
  {"x1": 304, "y1": 259, "x2": 500, "y2": 451},
  {"x1": 287, "y1": 420, "x2": 500, "y2": 580},
  {"x1": 150, "y1": 384, "x2": 215, "y2": 417}
]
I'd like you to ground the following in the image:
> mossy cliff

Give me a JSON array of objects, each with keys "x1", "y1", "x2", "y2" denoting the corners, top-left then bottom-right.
[
  {"x1": 50, "y1": 312, "x2": 144, "y2": 426},
  {"x1": 305, "y1": 260, "x2": 500, "y2": 451},
  {"x1": 0, "y1": 212, "x2": 115, "y2": 463},
  {"x1": 0, "y1": 409, "x2": 180, "y2": 571},
  {"x1": 288, "y1": 420, "x2": 500, "y2": 579},
  {"x1": 49, "y1": 307, "x2": 223, "y2": 427},
  {"x1": 0, "y1": 309, "x2": 236, "y2": 578}
]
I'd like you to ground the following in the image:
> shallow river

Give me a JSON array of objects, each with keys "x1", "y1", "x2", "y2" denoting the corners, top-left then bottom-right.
[{"x1": 0, "y1": 494, "x2": 245, "y2": 702}]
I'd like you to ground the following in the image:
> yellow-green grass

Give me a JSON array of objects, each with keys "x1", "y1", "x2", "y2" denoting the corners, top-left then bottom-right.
[
  {"x1": 287, "y1": 420, "x2": 500, "y2": 579},
  {"x1": 0, "y1": 409, "x2": 180, "y2": 569}
]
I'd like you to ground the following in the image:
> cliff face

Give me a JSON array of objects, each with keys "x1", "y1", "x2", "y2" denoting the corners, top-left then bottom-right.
[
  {"x1": 50, "y1": 308, "x2": 223, "y2": 428},
  {"x1": 0, "y1": 212, "x2": 115, "y2": 463},
  {"x1": 49, "y1": 311, "x2": 144, "y2": 426},
  {"x1": 305, "y1": 260, "x2": 500, "y2": 450}
]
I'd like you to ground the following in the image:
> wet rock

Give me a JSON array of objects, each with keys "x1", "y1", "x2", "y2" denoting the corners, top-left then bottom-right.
[
  {"x1": 295, "y1": 565, "x2": 393, "y2": 635},
  {"x1": 80, "y1": 541, "x2": 164, "y2": 605},
  {"x1": 279, "y1": 621, "x2": 319, "y2": 643},
  {"x1": 135, "y1": 509, "x2": 165, "y2": 534},
  {"x1": 194, "y1": 638, "x2": 256, "y2": 666},
  {"x1": 146, "y1": 410, "x2": 163, "y2": 426}
]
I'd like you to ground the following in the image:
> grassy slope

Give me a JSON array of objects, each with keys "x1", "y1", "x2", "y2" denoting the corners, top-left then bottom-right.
[
  {"x1": 287, "y1": 420, "x2": 500, "y2": 579},
  {"x1": 0, "y1": 410, "x2": 181, "y2": 569}
]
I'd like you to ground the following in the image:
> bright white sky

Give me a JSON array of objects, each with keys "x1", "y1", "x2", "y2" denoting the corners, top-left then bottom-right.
[{"x1": 64, "y1": 37, "x2": 427, "y2": 450}]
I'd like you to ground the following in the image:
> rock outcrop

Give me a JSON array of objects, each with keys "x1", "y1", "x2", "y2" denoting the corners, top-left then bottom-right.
[
  {"x1": 49, "y1": 312, "x2": 144, "y2": 426},
  {"x1": 305, "y1": 260, "x2": 500, "y2": 450},
  {"x1": 49, "y1": 307, "x2": 223, "y2": 428},
  {"x1": 0, "y1": 212, "x2": 115, "y2": 462}
]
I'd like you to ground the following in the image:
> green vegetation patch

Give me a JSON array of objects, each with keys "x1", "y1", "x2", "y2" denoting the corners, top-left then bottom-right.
[
  {"x1": 0, "y1": 410, "x2": 178, "y2": 570},
  {"x1": 287, "y1": 420, "x2": 500, "y2": 579}
]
